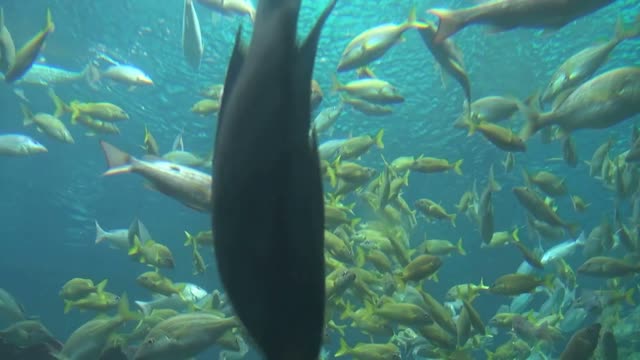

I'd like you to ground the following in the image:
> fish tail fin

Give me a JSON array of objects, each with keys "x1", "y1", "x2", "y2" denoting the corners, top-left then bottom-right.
[
  {"x1": 449, "y1": 213, "x2": 457, "y2": 228},
  {"x1": 20, "y1": 104, "x2": 34, "y2": 126},
  {"x1": 94, "y1": 220, "x2": 108, "y2": 244},
  {"x1": 96, "y1": 279, "x2": 108, "y2": 294},
  {"x1": 453, "y1": 159, "x2": 463, "y2": 175},
  {"x1": 427, "y1": 8, "x2": 463, "y2": 43},
  {"x1": 63, "y1": 300, "x2": 73, "y2": 314},
  {"x1": 624, "y1": 287, "x2": 636, "y2": 306},
  {"x1": 519, "y1": 98, "x2": 544, "y2": 141},
  {"x1": 83, "y1": 63, "x2": 101, "y2": 89},
  {"x1": 48, "y1": 89, "x2": 69, "y2": 118},
  {"x1": 512, "y1": 228, "x2": 520, "y2": 243},
  {"x1": 100, "y1": 141, "x2": 133, "y2": 175},
  {"x1": 406, "y1": 6, "x2": 429, "y2": 29},
  {"x1": 128, "y1": 235, "x2": 142, "y2": 256},
  {"x1": 45, "y1": 9, "x2": 55, "y2": 33},
  {"x1": 117, "y1": 294, "x2": 141, "y2": 321},
  {"x1": 575, "y1": 231, "x2": 586, "y2": 246},
  {"x1": 184, "y1": 231, "x2": 194, "y2": 246},
  {"x1": 457, "y1": 237, "x2": 466, "y2": 256},
  {"x1": 542, "y1": 274, "x2": 555, "y2": 291},
  {"x1": 374, "y1": 129, "x2": 385, "y2": 149},
  {"x1": 134, "y1": 301, "x2": 151, "y2": 317},
  {"x1": 335, "y1": 338, "x2": 351, "y2": 357}
]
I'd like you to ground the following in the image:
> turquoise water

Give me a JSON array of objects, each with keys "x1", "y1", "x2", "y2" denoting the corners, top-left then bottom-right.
[{"x1": 1, "y1": 0, "x2": 640, "y2": 359}]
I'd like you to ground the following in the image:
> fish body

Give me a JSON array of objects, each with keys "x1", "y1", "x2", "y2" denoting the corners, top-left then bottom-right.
[
  {"x1": 512, "y1": 186, "x2": 576, "y2": 233},
  {"x1": 183, "y1": 0, "x2": 203, "y2": 69},
  {"x1": 212, "y1": 1, "x2": 335, "y2": 359},
  {"x1": 313, "y1": 105, "x2": 343, "y2": 134},
  {"x1": 100, "y1": 141, "x2": 212, "y2": 212},
  {"x1": 16, "y1": 63, "x2": 93, "y2": 86},
  {"x1": 333, "y1": 78, "x2": 404, "y2": 104},
  {"x1": 540, "y1": 232, "x2": 586, "y2": 264},
  {"x1": 94, "y1": 221, "x2": 129, "y2": 250},
  {"x1": 0, "y1": 8, "x2": 16, "y2": 73},
  {"x1": 428, "y1": 0, "x2": 615, "y2": 43},
  {"x1": 318, "y1": 139, "x2": 347, "y2": 160},
  {"x1": 0, "y1": 289, "x2": 26, "y2": 323},
  {"x1": 559, "y1": 323, "x2": 601, "y2": 360},
  {"x1": 21, "y1": 104, "x2": 74, "y2": 144},
  {"x1": 577, "y1": 256, "x2": 640, "y2": 277},
  {"x1": 0, "y1": 134, "x2": 46, "y2": 156},
  {"x1": 134, "y1": 283, "x2": 208, "y2": 316},
  {"x1": 197, "y1": 0, "x2": 256, "y2": 22},
  {"x1": 337, "y1": 8, "x2": 425, "y2": 72},
  {"x1": 542, "y1": 22, "x2": 640, "y2": 103},
  {"x1": 524, "y1": 67, "x2": 640, "y2": 137},
  {"x1": 4, "y1": 10, "x2": 54, "y2": 83},
  {"x1": 101, "y1": 65, "x2": 153, "y2": 86},
  {"x1": 417, "y1": 23, "x2": 470, "y2": 107},
  {"x1": 133, "y1": 314, "x2": 239, "y2": 360}
]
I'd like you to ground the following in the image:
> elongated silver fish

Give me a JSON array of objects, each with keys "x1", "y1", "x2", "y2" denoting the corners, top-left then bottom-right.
[
  {"x1": 0, "y1": 134, "x2": 47, "y2": 156},
  {"x1": 212, "y1": 0, "x2": 335, "y2": 359},
  {"x1": 182, "y1": 0, "x2": 203, "y2": 69},
  {"x1": 100, "y1": 141, "x2": 212, "y2": 212},
  {"x1": 541, "y1": 231, "x2": 586, "y2": 265},
  {"x1": 17, "y1": 63, "x2": 96, "y2": 86}
]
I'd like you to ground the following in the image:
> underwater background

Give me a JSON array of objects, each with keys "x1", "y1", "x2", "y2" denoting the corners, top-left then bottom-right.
[{"x1": 1, "y1": 0, "x2": 640, "y2": 359}]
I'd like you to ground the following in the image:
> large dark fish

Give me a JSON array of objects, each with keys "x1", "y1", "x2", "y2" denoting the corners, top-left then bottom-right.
[
  {"x1": 211, "y1": 0, "x2": 335, "y2": 359},
  {"x1": 428, "y1": 0, "x2": 616, "y2": 44},
  {"x1": 559, "y1": 323, "x2": 601, "y2": 360}
]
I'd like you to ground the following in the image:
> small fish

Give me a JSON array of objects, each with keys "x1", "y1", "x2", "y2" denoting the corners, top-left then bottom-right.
[
  {"x1": 100, "y1": 141, "x2": 212, "y2": 212},
  {"x1": 313, "y1": 105, "x2": 343, "y2": 134},
  {"x1": 0, "y1": 288, "x2": 26, "y2": 323},
  {"x1": 21, "y1": 103, "x2": 74, "y2": 144},
  {"x1": 134, "y1": 283, "x2": 209, "y2": 316},
  {"x1": 337, "y1": 7, "x2": 427, "y2": 72},
  {"x1": 182, "y1": 0, "x2": 204, "y2": 70},
  {"x1": 59, "y1": 278, "x2": 107, "y2": 301},
  {"x1": 522, "y1": 67, "x2": 640, "y2": 139},
  {"x1": 101, "y1": 64, "x2": 153, "y2": 87},
  {"x1": 0, "y1": 7, "x2": 16, "y2": 74},
  {"x1": 57, "y1": 295, "x2": 139, "y2": 360},
  {"x1": 133, "y1": 313, "x2": 239, "y2": 360},
  {"x1": 0, "y1": 134, "x2": 47, "y2": 156},
  {"x1": 540, "y1": 232, "x2": 586, "y2": 265},
  {"x1": 3, "y1": 9, "x2": 54, "y2": 83}
]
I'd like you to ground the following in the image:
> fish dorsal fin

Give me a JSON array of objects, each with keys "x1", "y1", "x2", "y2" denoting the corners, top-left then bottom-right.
[
  {"x1": 172, "y1": 130, "x2": 184, "y2": 152},
  {"x1": 215, "y1": 26, "x2": 246, "y2": 164},
  {"x1": 293, "y1": 0, "x2": 337, "y2": 136}
]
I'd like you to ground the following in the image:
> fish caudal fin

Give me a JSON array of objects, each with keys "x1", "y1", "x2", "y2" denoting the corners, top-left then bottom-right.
[
  {"x1": 95, "y1": 220, "x2": 107, "y2": 244},
  {"x1": 428, "y1": 8, "x2": 463, "y2": 43},
  {"x1": 20, "y1": 104, "x2": 34, "y2": 126},
  {"x1": 100, "y1": 141, "x2": 133, "y2": 175}
]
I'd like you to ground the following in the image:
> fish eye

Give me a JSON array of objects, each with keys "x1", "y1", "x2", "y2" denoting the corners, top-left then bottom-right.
[{"x1": 146, "y1": 337, "x2": 156, "y2": 345}]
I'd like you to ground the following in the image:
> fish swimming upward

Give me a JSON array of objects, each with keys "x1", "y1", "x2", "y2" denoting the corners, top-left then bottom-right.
[{"x1": 212, "y1": 0, "x2": 336, "y2": 359}]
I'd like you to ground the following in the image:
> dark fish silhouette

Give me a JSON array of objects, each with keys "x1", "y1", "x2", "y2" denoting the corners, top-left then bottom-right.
[{"x1": 212, "y1": 0, "x2": 335, "y2": 359}]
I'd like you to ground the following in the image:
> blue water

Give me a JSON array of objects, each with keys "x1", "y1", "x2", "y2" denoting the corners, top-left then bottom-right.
[{"x1": 1, "y1": 0, "x2": 640, "y2": 359}]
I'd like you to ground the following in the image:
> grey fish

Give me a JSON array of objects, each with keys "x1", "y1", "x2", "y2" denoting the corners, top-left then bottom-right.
[
  {"x1": 541, "y1": 20, "x2": 640, "y2": 103},
  {"x1": 100, "y1": 141, "x2": 212, "y2": 212},
  {"x1": 17, "y1": 63, "x2": 97, "y2": 87},
  {"x1": 523, "y1": 67, "x2": 640, "y2": 138},
  {"x1": 0, "y1": 289, "x2": 26, "y2": 324},
  {"x1": 212, "y1": 0, "x2": 335, "y2": 359},
  {"x1": 94, "y1": 220, "x2": 129, "y2": 251},
  {"x1": 134, "y1": 283, "x2": 209, "y2": 316},
  {"x1": 428, "y1": 0, "x2": 615, "y2": 44},
  {"x1": 133, "y1": 313, "x2": 238, "y2": 360},
  {"x1": 0, "y1": 134, "x2": 47, "y2": 156},
  {"x1": 417, "y1": 22, "x2": 470, "y2": 112}
]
